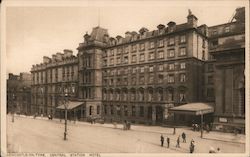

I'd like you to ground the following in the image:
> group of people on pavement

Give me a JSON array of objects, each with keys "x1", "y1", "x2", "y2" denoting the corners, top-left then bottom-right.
[
  {"x1": 160, "y1": 132, "x2": 195, "y2": 153},
  {"x1": 160, "y1": 131, "x2": 222, "y2": 153}
]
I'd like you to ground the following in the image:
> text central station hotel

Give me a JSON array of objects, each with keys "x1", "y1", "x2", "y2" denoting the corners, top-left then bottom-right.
[{"x1": 30, "y1": 8, "x2": 245, "y2": 132}]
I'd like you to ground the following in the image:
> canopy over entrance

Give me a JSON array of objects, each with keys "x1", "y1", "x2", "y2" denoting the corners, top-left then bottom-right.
[
  {"x1": 56, "y1": 101, "x2": 84, "y2": 110},
  {"x1": 169, "y1": 102, "x2": 214, "y2": 138},
  {"x1": 169, "y1": 102, "x2": 214, "y2": 115}
]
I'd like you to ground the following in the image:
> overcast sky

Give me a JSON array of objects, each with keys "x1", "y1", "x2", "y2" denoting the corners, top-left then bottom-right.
[{"x1": 5, "y1": 0, "x2": 247, "y2": 75}]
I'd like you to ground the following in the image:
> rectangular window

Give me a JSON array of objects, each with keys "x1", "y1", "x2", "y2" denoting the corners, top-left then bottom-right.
[
  {"x1": 125, "y1": 46, "x2": 129, "y2": 53},
  {"x1": 149, "y1": 66, "x2": 154, "y2": 72},
  {"x1": 132, "y1": 45, "x2": 137, "y2": 52},
  {"x1": 132, "y1": 106, "x2": 136, "y2": 116},
  {"x1": 149, "y1": 41, "x2": 155, "y2": 49},
  {"x1": 169, "y1": 64, "x2": 175, "y2": 70},
  {"x1": 158, "y1": 51, "x2": 164, "y2": 59},
  {"x1": 132, "y1": 67, "x2": 137, "y2": 74},
  {"x1": 169, "y1": 37, "x2": 175, "y2": 45},
  {"x1": 180, "y1": 62, "x2": 186, "y2": 70},
  {"x1": 123, "y1": 68, "x2": 128, "y2": 75},
  {"x1": 103, "y1": 60, "x2": 107, "y2": 66},
  {"x1": 168, "y1": 74, "x2": 175, "y2": 83},
  {"x1": 168, "y1": 49, "x2": 175, "y2": 57},
  {"x1": 132, "y1": 55, "x2": 137, "y2": 63},
  {"x1": 123, "y1": 77, "x2": 128, "y2": 85},
  {"x1": 132, "y1": 77, "x2": 136, "y2": 85},
  {"x1": 158, "y1": 74, "x2": 164, "y2": 83},
  {"x1": 110, "y1": 49, "x2": 114, "y2": 56},
  {"x1": 208, "y1": 76, "x2": 214, "y2": 84},
  {"x1": 139, "y1": 76, "x2": 145, "y2": 84},
  {"x1": 149, "y1": 75, "x2": 154, "y2": 83},
  {"x1": 149, "y1": 52, "x2": 154, "y2": 60},
  {"x1": 116, "y1": 105, "x2": 121, "y2": 116},
  {"x1": 116, "y1": 78, "x2": 121, "y2": 85},
  {"x1": 117, "y1": 48, "x2": 122, "y2": 54},
  {"x1": 140, "y1": 106, "x2": 144, "y2": 117},
  {"x1": 117, "y1": 57, "x2": 121, "y2": 64},
  {"x1": 139, "y1": 53, "x2": 145, "y2": 62},
  {"x1": 180, "y1": 35, "x2": 186, "y2": 43},
  {"x1": 180, "y1": 73, "x2": 186, "y2": 82},
  {"x1": 140, "y1": 43, "x2": 145, "y2": 51},
  {"x1": 123, "y1": 56, "x2": 128, "y2": 64},
  {"x1": 110, "y1": 58, "x2": 114, "y2": 65},
  {"x1": 180, "y1": 47, "x2": 186, "y2": 56},
  {"x1": 158, "y1": 39, "x2": 164, "y2": 47},
  {"x1": 140, "y1": 67, "x2": 145, "y2": 73},
  {"x1": 158, "y1": 64, "x2": 164, "y2": 71}
]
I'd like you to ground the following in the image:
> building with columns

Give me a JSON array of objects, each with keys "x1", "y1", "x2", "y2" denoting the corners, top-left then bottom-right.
[
  {"x1": 208, "y1": 7, "x2": 245, "y2": 133},
  {"x1": 29, "y1": 8, "x2": 245, "y2": 130},
  {"x1": 77, "y1": 10, "x2": 212, "y2": 125}
]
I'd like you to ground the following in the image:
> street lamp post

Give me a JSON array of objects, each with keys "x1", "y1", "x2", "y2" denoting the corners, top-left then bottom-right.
[
  {"x1": 12, "y1": 93, "x2": 15, "y2": 123},
  {"x1": 64, "y1": 92, "x2": 68, "y2": 141}
]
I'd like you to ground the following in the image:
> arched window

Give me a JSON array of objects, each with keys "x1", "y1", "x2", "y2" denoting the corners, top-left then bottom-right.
[
  {"x1": 167, "y1": 88, "x2": 174, "y2": 102},
  {"x1": 148, "y1": 88, "x2": 153, "y2": 101},
  {"x1": 157, "y1": 88, "x2": 163, "y2": 101},
  {"x1": 131, "y1": 89, "x2": 136, "y2": 101},
  {"x1": 139, "y1": 88, "x2": 144, "y2": 101}
]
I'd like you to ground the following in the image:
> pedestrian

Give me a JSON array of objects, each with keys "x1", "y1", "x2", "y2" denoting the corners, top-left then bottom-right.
[
  {"x1": 166, "y1": 137, "x2": 170, "y2": 148},
  {"x1": 160, "y1": 134, "x2": 164, "y2": 147},
  {"x1": 190, "y1": 140, "x2": 195, "y2": 153},
  {"x1": 182, "y1": 132, "x2": 186, "y2": 143},
  {"x1": 176, "y1": 136, "x2": 180, "y2": 148},
  {"x1": 217, "y1": 147, "x2": 221, "y2": 153}
]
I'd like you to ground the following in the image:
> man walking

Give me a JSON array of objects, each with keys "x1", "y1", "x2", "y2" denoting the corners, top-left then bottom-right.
[
  {"x1": 166, "y1": 137, "x2": 170, "y2": 148},
  {"x1": 182, "y1": 132, "x2": 186, "y2": 143},
  {"x1": 160, "y1": 134, "x2": 164, "y2": 147},
  {"x1": 176, "y1": 136, "x2": 180, "y2": 148},
  {"x1": 190, "y1": 139, "x2": 195, "y2": 153}
]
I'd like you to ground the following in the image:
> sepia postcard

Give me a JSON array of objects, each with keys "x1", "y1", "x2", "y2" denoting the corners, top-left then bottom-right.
[{"x1": 1, "y1": 0, "x2": 249, "y2": 157}]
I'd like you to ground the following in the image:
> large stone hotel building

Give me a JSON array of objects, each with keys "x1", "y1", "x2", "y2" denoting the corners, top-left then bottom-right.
[{"x1": 30, "y1": 8, "x2": 245, "y2": 132}]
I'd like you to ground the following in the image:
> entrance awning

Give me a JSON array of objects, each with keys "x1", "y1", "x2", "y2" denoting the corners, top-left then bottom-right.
[
  {"x1": 56, "y1": 101, "x2": 84, "y2": 110},
  {"x1": 169, "y1": 102, "x2": 214, "y2": 115}
]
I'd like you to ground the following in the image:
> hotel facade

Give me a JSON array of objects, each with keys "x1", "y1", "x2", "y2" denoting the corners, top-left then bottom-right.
[{"x1": 30, "y1": 8, "x2": 245, "y2": 132}]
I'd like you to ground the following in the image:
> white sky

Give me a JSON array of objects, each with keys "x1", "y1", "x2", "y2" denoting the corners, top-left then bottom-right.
[{"x1": 5, "y1": 0, "x2": 247, "y2": 74}]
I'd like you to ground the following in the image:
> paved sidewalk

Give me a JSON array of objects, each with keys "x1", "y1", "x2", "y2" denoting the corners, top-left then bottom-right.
[{"x1": 17, "y1": 114, "x2": 245, "y2": 144}]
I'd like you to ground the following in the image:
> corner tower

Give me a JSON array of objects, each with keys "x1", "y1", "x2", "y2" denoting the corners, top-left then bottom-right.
[{"x1": 77, "y1": 26, "x2": 108, "y2": 120}]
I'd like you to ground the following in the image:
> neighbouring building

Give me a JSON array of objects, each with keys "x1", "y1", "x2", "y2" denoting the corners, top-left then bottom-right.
[
  {"x1": 7, "y1": 73, "x2": 32, "y2": 115},
  {"x1": 208, "y1": 7, "x2": 245, "y2": 133},
  {"x1": 30, "y1": 8, "x2": 245, "y2": 129},
  {"x1": 30, "y1": 50, "x2": 79, "y2": 119}
]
